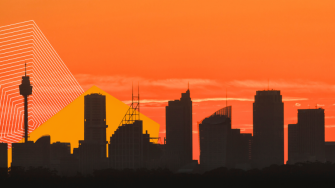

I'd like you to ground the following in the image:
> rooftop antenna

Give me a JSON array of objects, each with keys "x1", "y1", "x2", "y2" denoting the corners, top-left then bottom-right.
[
  {"x1": 131, "y1": 82, "x2": 134, "y2": 104},
  {"x1": 119, "y1": 82, "x2": 140, "y2": 126},
  {"x1": 25, "y1": 61, "x2": 27, "y2": 76},
  {"x1": 138, "y1": 81, "x2": 140, "y2": 119},
  {"x1": 226, "y1": 88, "x2": 227, "y2": 107}
]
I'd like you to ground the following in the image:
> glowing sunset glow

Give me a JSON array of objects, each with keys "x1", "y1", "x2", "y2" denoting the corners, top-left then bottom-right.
[{"x1": 1, "y1": 0, "x2": 335, "y2": 164}]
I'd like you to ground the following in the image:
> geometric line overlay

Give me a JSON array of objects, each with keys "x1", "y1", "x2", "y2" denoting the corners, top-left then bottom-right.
[{"x1": 0, "y1": 20, "x2": 84, "y2": 147}]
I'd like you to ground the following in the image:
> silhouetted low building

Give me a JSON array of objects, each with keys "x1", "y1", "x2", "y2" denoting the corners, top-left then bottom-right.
[
  {"x1": 228, "y1": 130, "x2": 253, "y2": 169},
  {"x1": 0, "y1": 143, "x2": 7, "y2": 169},
  {"x1": 12, "y1": 136, "x2": 50, "y2": 169},
  {"x1": 50, "y1": 142, "x2": 78, "y2": 176},
  {"x1": 77, "y1": 140, "x2": 108, "y2": 175},
  {"x1": 325, "y1": 142, "x2": 335, "y2": 163},
  {"x1": 143, "y1": 131, "x2": 164, "y2": 169}
]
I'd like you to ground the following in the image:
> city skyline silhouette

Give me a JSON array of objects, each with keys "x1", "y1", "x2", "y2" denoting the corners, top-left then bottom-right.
[
  {"x1": 2, "y1": 68, "x2": 334, "y2": 176},
  {"x1": 1, "y1": 2, "x2": 335, "y2": 184}
]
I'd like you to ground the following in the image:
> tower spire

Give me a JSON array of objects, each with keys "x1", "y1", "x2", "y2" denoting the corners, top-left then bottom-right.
[
  {"x1": 226, "y1": 88, "x2": 227, "y2": 107},
  {"x1": 138, "y1": 82, "x2": 140, "y2": 119},
  {"x1": 131, "y1": 82, "x2": 134, "y2": 107},
  {"x1": 25, "y1": 62, "x2": 27, "y2": 76}
]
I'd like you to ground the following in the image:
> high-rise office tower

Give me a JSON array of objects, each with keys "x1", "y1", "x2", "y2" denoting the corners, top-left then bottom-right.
[
  {"x1": 84, "y1": 93, "x2": 108, "y2": 158},
  {"x1": 253, "y1": 90, "x2": 284, "y2": 168},
  {"x1": 199, "y1": 106, "x2": 231, "y2": 171},
  {"x1": 76, "y1": 93, "x2": 108, "y2": 174},
  {"x1": 19, "y1": 63, "x2": 32, "y2": 143},
  {"x1": 166, "y1": 89, "x2": 192, "y2": 169},
  {"x1": 288, "y1": 108, "x2": 325, "y2": 164},
  {"x1": 199, "y1": 106, "x2": 253, "y2": 171}
]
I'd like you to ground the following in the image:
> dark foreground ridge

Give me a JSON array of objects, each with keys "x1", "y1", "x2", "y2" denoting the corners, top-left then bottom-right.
[{"x1": 2, "y1": 162, "x2": 335, "y2": 188}]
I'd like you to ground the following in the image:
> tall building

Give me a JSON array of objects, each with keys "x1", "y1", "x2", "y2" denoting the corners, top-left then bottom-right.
[
  {"x1": 166, "y1": 89, "x2": 192, "y2": 169},
  {"x1": 253, "y1": 90, "x2": 284, "y2": 168},
  {"x1": 199, "y1": 106, "x2": 231, "y2": 171},
  {"x1": 199, "y1": 106, "x2": 253, "y2": 171},
  {"x1": 84, "y1": 93, "x2": 108, "y2": 158},
  {"x1": 288, "y1": 108, "x2": 325, "y2": 164},
  {"x1": 19, "y1": 63, "x2": 32, "y2": 143},
  {"x1": 76, "y1": 93, "x2": 108, "y2": 174}
]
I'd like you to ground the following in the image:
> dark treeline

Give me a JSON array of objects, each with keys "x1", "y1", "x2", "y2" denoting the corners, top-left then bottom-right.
[{"x1": 2, "y1": 162, "x2": 335, "y2": 187}]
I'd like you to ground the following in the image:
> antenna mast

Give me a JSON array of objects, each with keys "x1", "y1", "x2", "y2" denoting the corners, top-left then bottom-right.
[
  {"x1": 119, "y1": 83, "x2": 140, "y2": 126},
  {"x1": 226, "y1": 88, "x2": 227, "y2": 107}
]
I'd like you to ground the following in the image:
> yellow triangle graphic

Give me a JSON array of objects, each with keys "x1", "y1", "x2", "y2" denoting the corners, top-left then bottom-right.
[{"x1": 8, "y1": 85, "x2": 160, "y2": 167}]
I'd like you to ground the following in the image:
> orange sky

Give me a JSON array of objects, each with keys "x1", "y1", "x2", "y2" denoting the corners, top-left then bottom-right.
[{"x1": 1, "y1": 0, "x2": 335, "y2": 164}]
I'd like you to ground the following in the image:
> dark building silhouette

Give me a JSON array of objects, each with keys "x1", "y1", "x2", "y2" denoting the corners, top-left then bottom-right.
[
  {"x1": 252, "y1": 90, "x2": 284, "y2": 168},
  {"x1": 143, "y1": 139, "x2": 164, "y2": 169},
  {"x1": 19, "y1": 63, "x2": 32, "y2": 143},
  {"x1": 325, "y1": 142, "x2": 335, "y2": 163},
  {"x1": 288, "y1": 108, "x2": 325, "y2": 164},
  {"x1": 109, "y1": 86, "x2": 163, "y2": 170},
  {"x1": 199, "y1": 107, "x2": 231, "y2": 171},
  {"x1": 0, "y1": 143, "x2": 7, "y2": 168},
  {"x1": 228, "y1": 130, "x2": 253, "y2": 169},
  {"x1": 84, "y1": 93, "x2": 108, "y2": 158},
  {"x1": 199, "y1": 106, "x2": 252, "y2": 171},
  {"x1": 109, "y1": 120, "x2": 144, "y2": 169},
  {"x1": 76, "y1": 93, "x2": 108, "y2": 175},
  {"x1": 50, "y1": 142, "x2": 79, "y2": 176},
  {"x1": 109, "y1": 120, "x2": 163, "y2": 170},
  {"x1": 165, "y1": 89, "x2": 192, "y2": 170},
  {"x1": 12, "y1": 136, "x2": 50, "y2": 169}
]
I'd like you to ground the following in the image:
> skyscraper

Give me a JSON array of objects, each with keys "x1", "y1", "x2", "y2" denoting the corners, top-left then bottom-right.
[
  {"x1": 199, "y1": 106, "x2": 231, "y2": 171},
  {"x1": 76, "y1": 93, "x2": 108, "y2": 174},
  {"x1": 166, "y1": 89, "x2": 192, "y2": 169},
  {"x1": 199, "y1": 106, "x2": 253, "y2": 171},
  {"x1": 253, "y1": 90, "x2": 284, "y2": 168},
  {"x1": 288, "y1": 108, "x2": 325, "y2": 164},
  {"x1": 84, "y1": 93, "x2": 108, "y2": 158}
]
